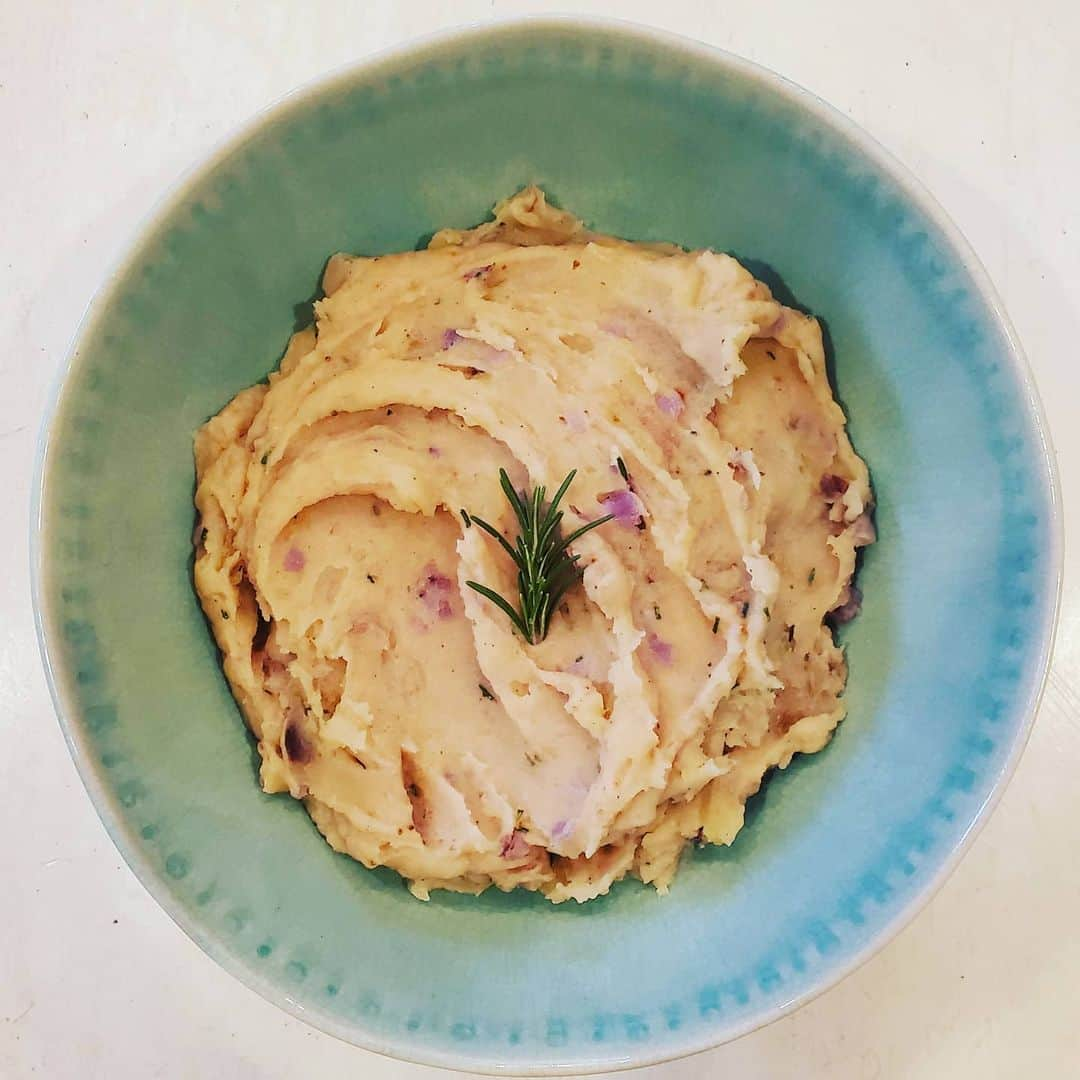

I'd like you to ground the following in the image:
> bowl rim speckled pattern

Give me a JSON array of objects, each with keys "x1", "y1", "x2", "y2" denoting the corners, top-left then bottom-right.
[{"x1": 31, "y1": 16, "x2": 1063, "y2": 1075}]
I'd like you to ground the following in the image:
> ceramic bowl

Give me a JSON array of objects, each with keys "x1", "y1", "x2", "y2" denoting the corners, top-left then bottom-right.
[{"x1": 32, "y1": 18, "x2": 1061, "y2": 1074}]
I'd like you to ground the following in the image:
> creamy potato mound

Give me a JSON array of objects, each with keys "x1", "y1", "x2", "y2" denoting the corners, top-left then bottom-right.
[{"x1": 193, "y1": 188, "x2": 873, "y2": 903}]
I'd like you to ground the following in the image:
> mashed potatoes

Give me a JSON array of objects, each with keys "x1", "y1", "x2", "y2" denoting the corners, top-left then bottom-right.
[{"x1": 193, "y1": 188, "x2": 873, "y2": 903}]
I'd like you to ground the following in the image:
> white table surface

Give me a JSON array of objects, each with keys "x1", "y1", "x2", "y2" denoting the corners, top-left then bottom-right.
[{"x1": 3, "y1": 2, "x2": 1078, "y2": 1077}]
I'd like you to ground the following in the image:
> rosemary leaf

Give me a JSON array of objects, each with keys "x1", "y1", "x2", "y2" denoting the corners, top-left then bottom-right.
[{"x1": 466, "y1": 469, "x2": 612, "y2": 643}]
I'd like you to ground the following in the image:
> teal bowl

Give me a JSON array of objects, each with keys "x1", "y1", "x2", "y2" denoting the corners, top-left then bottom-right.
[{"x1": 32, "y1": 18, "x2": 1061, "y2": 1074}]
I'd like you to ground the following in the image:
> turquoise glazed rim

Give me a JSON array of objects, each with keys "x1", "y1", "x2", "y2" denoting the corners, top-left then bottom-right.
[{"x1": 32, "y1": 18, "x2": 1062, "y2": 1075}]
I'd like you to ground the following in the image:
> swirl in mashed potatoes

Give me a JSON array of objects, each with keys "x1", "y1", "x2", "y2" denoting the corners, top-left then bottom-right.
[{"x1": 193, "y1": 188, "x2": 874, "y2": 903}]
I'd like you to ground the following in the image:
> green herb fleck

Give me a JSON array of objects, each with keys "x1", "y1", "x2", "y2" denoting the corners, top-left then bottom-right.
[
  {"x1": 220, "y1": 610, "x2": 229, "y2": 620},
  {"x1": 653, "y1": 604, "x2": 662, "y2": 621},
  {"x1": 479, "y1": 684, "x2": 495, "y2": 701},
  {"x1": 366, "y1": 574, "x2": 376, "y2": 584},
  {"x1": 260, "y1": 452, "x2": 270, "y2": 466},
  {"x1": 465, "y1": 469, "x2": 613, "y2": 644},
  {"x1": 616, "y1": 456, "x2": 630, "y2": 483},
  {"x1": 711, "y1": 616, "x2": 720, "y2": 634},
  {"x1": 460, "y1": 508, "x2": 472, "y2": 528},
  {"x1": 808, "y1": 568, "x2": 816, "y2": 584}
]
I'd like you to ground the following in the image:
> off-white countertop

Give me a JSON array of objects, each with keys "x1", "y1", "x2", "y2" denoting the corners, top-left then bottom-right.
[{"x1": 3, "y1": 2, "x2": 1078, "y2": 1077}]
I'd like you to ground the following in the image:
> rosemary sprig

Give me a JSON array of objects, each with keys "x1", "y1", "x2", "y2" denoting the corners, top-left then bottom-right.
[{"x1": 466, "y1": 468, "x2": 611, "y2": 644}]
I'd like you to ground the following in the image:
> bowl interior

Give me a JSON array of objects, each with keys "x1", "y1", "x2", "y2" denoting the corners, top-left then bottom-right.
[{"x1": 37, "y1": 21, "x2": 1058, "y2": 1073}]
